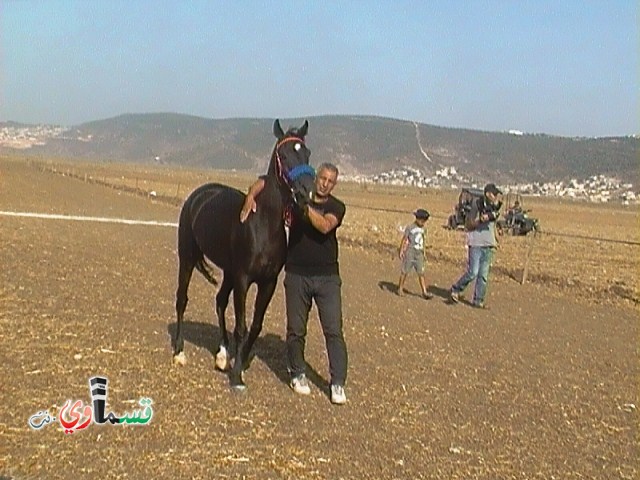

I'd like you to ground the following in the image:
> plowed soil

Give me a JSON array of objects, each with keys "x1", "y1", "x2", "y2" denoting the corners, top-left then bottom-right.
[{"x1": 1, "y1": 158, "x2": 637, "y2": 480}]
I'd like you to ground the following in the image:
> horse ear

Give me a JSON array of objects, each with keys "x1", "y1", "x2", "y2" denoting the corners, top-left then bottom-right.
[
  {"x1": 273, "y1": 119, "x2": 285, "y2": 139},
  {"x1": 298, "y1": 120, "x2": 309, "y2": 138}
]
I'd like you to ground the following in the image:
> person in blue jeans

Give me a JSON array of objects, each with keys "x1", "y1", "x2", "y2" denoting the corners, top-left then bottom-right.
[{"x1": 449, "y1": 183, "x2": 502, "y2": 308}]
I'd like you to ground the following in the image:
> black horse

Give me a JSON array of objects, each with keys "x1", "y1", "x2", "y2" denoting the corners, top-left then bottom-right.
[{"x1": 172, "y1": 119, "x2": 316, "y2": 390}]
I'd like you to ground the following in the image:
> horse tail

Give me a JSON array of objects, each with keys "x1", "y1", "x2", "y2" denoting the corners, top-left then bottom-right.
[
  {"x1": 178, "y1": 190, "x2": 218, "y2": 287},
  {"x1": 195, "y1": 257, "x2": 218, "y2": 286}
]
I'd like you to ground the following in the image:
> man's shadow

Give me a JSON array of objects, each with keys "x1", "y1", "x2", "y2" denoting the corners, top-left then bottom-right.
[
  {"x1": 167, "y1": 320, "x2": 328, "y2": 393},
  {"x1": 378, "y1": 280, "x2": 450, "y2": 300},
  {"x1": 427, "y1": 285, "x2": 451, "y2": 300}
]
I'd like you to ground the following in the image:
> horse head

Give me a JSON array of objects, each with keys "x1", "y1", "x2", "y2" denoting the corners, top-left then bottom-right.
[{"x1": 268, "y1": 119, "x2": 316, "y2": 207}]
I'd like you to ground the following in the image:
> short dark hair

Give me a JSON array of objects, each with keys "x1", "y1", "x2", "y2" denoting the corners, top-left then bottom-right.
[
  {"x1": 484, "y1": 183, "x2": 502, "y2": 196},
  {"x1": 414, "y1": 208, "x2": 430, "y2": 220}
]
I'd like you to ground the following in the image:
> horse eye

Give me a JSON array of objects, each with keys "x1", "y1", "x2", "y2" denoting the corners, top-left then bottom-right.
[{"x1": 294, "y1": 143, "x2": 301, "y2": 151}]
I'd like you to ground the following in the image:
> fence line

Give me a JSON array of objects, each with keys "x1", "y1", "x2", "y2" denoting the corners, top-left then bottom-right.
[
  {"x1": 536, "y1": 230, "x2": 640, "y2": 246},
  {"x1": 36, "y1": 163, "x2": 640, "y2": 247},
  {"x1": 36, "y1": 163, "x2": 184, "y2": 206},
  {"x1": 347, "y1": 202, "x2": 640, "y2": 246}
]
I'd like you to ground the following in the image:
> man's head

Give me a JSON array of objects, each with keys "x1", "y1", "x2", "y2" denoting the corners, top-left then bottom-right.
[
  {"x1": 314, "y1": 163, "x2": 339, "y2": 200},
  {"x1": 414, "y1": 208, "x2": 430, "y2": 226},
  {"x1": 483, "y1": 183, "x2": 502, "y2": 206}
]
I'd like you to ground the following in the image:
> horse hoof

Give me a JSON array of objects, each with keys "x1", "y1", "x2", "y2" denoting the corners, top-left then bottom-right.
[
  {"x1": 231, "y1": 383, "x2": 247, "y2": 393},
  {"x1": 215, "y1": 347, "x2": 229, "y2": 371},
  {"x1": 215, "y1": 358, "x2": 229, "y2": 371},
  {"x1": 173, "y1": 352, "x2": 187, "y2": 366},
  {"x1": 230, "y1": 370, "x2": 246, "y2": 391}
]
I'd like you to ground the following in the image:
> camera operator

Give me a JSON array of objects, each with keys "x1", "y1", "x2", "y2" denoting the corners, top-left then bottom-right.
[{"x1": 449, "y1": 183, "x2": 502, "y2": 309}]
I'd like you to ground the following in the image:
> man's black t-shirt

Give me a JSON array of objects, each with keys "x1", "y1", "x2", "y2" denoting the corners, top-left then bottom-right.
[{"x1": 285, "y1": 196, "x2": 346, "y2": 276}]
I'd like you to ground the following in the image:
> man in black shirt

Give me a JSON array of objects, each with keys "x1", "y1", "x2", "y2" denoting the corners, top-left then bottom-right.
[{"x1": 240, "y1": 163, "x2": 348, "y2": 404}]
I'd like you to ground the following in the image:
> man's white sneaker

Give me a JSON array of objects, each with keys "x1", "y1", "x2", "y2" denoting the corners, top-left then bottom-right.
[
  {"x1": 330, "y1": 384, "x2": 347, "y2": 405},
  {"x1": 290, "y1": 374, "x2": 311, "y2": 395}
]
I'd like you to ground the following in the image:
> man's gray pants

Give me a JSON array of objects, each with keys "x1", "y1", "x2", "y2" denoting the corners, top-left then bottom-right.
[{"x1": 284, "y1": 272, "x2": 348, "y2": 386}]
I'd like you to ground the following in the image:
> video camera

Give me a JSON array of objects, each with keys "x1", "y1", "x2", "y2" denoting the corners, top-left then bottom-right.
[{"x1": 476, "y1": 197, "x2": 502, "y2": 222}]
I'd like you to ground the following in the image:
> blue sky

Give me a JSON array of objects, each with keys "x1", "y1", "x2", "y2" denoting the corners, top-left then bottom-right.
[{"x1": 1, "y1": 0, "x2": 637, "y2": 137}]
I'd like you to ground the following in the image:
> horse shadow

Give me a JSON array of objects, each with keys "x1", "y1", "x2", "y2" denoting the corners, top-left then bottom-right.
[
  {"x1": 253, "y1": 333, "x2": 330, "y2": 395},
  {"x1": 167, "y1": 320, "x2": 219, "y2": 356},
  {"x1": 167, "y1": 320, "x2": 327, "y2": 393}
]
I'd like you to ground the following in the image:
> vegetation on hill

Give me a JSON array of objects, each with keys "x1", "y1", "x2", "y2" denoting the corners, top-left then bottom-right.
[{"x1": 2, "y1": 113, "x2": 637, "y2": 185}]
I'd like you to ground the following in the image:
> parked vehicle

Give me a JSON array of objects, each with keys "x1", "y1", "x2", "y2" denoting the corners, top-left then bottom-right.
[
  {"x1": 446, "y1": 187, "x2": 485, "y2": 230},
  {"x1": 496, "y1": 194, "x2": 540, "y2": 236}
]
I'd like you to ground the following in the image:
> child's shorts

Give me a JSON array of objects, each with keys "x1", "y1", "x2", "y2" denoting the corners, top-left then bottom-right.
[{"x1": 401, "y1": 249, "x2": 425, "y2": 274}]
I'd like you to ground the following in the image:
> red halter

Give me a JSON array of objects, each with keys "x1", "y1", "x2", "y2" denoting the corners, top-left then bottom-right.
[
  {"x1": 273, "y1": 136, "x2": 305, "y2": 187},
  {"x1": 273, "y1": 136, "x2": 305, "y2": 227}
]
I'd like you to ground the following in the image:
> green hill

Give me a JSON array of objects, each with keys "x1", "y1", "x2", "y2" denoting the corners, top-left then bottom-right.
[{"x1": 3, "y1": 113, "x2": 638, "y2": 185}]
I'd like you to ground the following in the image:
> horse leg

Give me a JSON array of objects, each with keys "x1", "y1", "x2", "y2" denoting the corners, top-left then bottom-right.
[
  {"x1": 229, "y1": 277, "x2": 250, "y2": 390},
  {"x1": 239, "y1": 278, "x2": 278, "y2": 370},
  {"x1": 214, "y1": 274, "x2": 233, "y2": 371},
  {"x1": 173, "y1": 257, "x2": 195, "y2": 366}
]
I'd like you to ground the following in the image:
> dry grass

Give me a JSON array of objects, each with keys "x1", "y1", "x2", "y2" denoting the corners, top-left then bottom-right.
[
  {"x1": 14, "y1": 156, "x2": 639, "y2": 307},
  {"x1": 0, "y1": 156, "x2": 637, "y2": 479}
]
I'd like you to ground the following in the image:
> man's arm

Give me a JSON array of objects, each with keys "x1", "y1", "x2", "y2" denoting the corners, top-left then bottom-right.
[
  {"x1": 304, "y1": 205, "x2": 340, "y2": 235},
  {"x1": 240, "y1": 178, "x2": 266, "y2": 223}
]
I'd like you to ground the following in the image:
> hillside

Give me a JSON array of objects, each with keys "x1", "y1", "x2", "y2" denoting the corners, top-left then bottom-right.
[{"x1": 1, "y1": 113, "x2": 638, "y2": 186}]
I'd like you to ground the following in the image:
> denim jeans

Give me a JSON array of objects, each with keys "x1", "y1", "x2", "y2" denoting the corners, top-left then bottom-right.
[
  {"x1": 451, "y1": 246, "x2": 495, "y2": 305},
  {"x1": 284, "y1": 272, "x2": 348, "y2": 386}
]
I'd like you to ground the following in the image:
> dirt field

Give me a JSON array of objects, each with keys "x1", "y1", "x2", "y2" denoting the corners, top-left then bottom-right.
[{"x1": 1, "y1": 157, "x2": 638, "y2": 479}]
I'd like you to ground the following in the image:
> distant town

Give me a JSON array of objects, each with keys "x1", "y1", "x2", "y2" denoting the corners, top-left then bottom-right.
[
  {"x1": 2, "y1": 123, "x2": 637, "y2": 204},
  {"x1": 344, "y1": 166, "x2": 638, "y2": 205},
  {"x1": 0, "y1": 124, "x2": 68, "y2": 149}
]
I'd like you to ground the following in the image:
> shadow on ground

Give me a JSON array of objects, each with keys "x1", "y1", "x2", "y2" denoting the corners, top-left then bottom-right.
[
  {"x1": 378, "y1": 280, "x2": 451, "y2": 301},
  {"x1": 167, "y1": 320, "x2": 327, "y2": 394}
]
